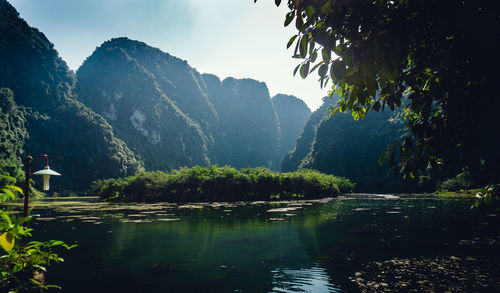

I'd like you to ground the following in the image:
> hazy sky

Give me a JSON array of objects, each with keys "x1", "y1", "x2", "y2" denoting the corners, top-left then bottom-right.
[{"x1": 9, "y1": 0, "x2": 329, "y2": 110}]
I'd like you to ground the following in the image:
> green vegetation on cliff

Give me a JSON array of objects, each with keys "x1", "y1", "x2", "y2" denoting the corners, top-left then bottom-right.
[
  {"x1": 76, "y1": 38, "x2": 211, "y2": 170},
  {"x1": 0, "y1": 1, "x2": 143, "y2": 191},
  {"x1": 0, "y1": 88, "x2": 27, "y2": 186},
  {"x1": 281, "y1": 97, "x2": 334, "y2": 173},
  {"x1": 281, "y1": 96, "x2": 429, "y2": 192},
  {"x1": 92, "y1": 166, "x2": 354, "y2": 202}
]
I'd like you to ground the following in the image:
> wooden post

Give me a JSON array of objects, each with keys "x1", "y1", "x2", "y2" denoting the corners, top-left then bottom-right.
[{"x1": 23, "y1": 155, "x2": 32, "y2": 218}]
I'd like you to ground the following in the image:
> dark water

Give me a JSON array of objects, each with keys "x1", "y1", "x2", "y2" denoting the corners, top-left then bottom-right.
[{"x1": 24, "y1": 194, "x2": 499, "y2": 292}]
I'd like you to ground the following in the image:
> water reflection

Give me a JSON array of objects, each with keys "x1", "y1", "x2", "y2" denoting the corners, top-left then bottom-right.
[
  {"x1": 271, "y1": 265, "x2": 342, "y2": 292},
  {"x1": 19, "y1": 194, "x2": 500, "y2": 292}
]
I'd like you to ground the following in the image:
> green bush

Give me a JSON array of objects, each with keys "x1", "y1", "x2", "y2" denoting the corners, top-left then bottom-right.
[
  {"x1": 439, "y1": 171, "x2": 474, "y2": 192},
  {"x1": 91, "y1": 166, "x2": 354, "y2": 202}
]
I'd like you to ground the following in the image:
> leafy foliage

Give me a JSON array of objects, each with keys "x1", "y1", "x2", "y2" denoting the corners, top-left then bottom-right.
[
  {"x1": 92, "y1": 166, "x2": 354, "y2": 202},
  {"x1": 0, "y1": 185, "x2": 75, "y2": 292},
  {"x1": 0, "y1": 88, "x2": 27, "y2": 187},
  {"x1": 473, "y1": 185, "x2": 500, "y2": 212},
  {"x1": 438, "y1": 171, "x2": 474, "y2": 192},
  {"x1": 266, "y1": 0, "x2": 498, "y2": 182}
]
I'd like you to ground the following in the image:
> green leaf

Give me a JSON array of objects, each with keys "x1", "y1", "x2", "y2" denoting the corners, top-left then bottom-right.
[
  {"x1": 330, "y1": 60, "x2": 347, "y2": 80},
  {"x1": 5, "y1": 185, "x2": 23, "y2": 195},
  {"x1": 293, "y1": 35, "x2": 303, "y2": 57},
  {"x1": 309, "y1": 38, "x2": 315, "y2": 54},
  {"x1": 309, "y1": 61, "x2": 323, "y2": 73},
  {"x1": 295, "y1": 14, "x2": 304, "y2": 30},
  {"x1": 284, "y1": 11, "x2": 295, "y2": 27},
  {"x1": 300, "y1": 62, "x2": 310, "y2": 79},
  {"x1": 310, "y1": 50, "x2": 318, "y2": 62},
  {"x1": 305, "y1": 6, "x2": 316, "y2": 18},
  {"x1": 287, "y1": 35, "x2": 298, "y2": 48},
  {"x1": 330, "y1": 107, "x2": 341, "y2": 117},
  {"x1": 1, "y1": 212, "x2": 12, "y2": 226},
  {"x1": 14, "y1": 216, "x2": 32, "y2": 226},
  {"x1": 299, "y1": 35, "x2": 308, "y2": 57},
  {"x1": 321, "y1": 47, "x2": 331, "y2": 62},
  {"x1": 293, "y1": 64, "x2": 301, "y2": 76},
  {"x1": 50, "y1": 240, "x2": 65, "y2": 246},
  {"x1": 275, "y1": 0, "x2": 281, "y2": 6},
  {"x1": 1, "y1": 188, "x2": 15, "y2": 200},
  {"x1": 318, "y1": 63, "x2": 329, "y2": 78},
  {"x1": 322, "y1": 1, "x2": 332, "y2": 14}
]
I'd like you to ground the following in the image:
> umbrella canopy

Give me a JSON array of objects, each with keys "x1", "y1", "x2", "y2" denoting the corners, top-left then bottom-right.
[
  {"x1": 33, "y1": 167, "x2": 61, "y2": 190},
  {"x1": 33, "y1": 168, "x2": 61, "y2": 176}
]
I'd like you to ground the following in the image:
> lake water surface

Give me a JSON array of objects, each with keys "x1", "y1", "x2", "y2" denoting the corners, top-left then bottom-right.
[{"x1": 24, "y1": 194, "x2": 500, "y2": 292}]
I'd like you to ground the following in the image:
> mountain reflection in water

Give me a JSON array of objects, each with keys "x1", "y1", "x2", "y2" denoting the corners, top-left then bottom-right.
[{"x1": 17, "y1": 194, "x2": 500, "y2": 292}]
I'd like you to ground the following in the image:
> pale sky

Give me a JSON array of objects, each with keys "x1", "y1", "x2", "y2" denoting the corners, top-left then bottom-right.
[{"x1": 9, "y1": 0, "x2": 328, "y2": 110}]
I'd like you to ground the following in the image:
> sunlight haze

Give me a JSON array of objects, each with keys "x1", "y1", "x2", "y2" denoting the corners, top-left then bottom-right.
[{"x1": 10, "y1": 0, "x2": 327, "y2": 110}]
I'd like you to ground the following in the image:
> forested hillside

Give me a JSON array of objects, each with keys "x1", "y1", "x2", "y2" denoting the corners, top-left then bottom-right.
[
  {"x1": 281, "y1": 97, "x2": 335, "y2": 173},
  {"x1": 282, "y1": 96, "x2": 424, "y2": 192},
  {"x1": 0, "y1": 0, "x2": 143, "y2": 191},
  {"x1": 77, "y1": 38, "x2": 308, "y2": 171},
  {"x1": 0, "y1": 88, "x2": 27, "y2": 186},
  {"x1": 76, "y1": 38, "x2": 211, "y2": 170}
]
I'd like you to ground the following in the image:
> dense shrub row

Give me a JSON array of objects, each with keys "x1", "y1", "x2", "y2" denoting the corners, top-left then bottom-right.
[{"x1": 91, "y1": 166, "x2": 354, "y2": 202}]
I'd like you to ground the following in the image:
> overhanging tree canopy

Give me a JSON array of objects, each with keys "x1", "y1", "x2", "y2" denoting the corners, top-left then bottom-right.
[{"x1": 262, "y1": 0, "x2": 497, "y2": 182}]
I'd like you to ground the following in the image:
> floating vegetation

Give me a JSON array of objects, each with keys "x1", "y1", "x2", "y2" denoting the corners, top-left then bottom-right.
[{"x1": 350, "y1": 257, "x2": 500, "y2": 292}]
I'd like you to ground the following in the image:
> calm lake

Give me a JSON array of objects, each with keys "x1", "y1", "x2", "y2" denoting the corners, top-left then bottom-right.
[{"x1": 23, "y1": 194, "x2": 500, "y2": 292}]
